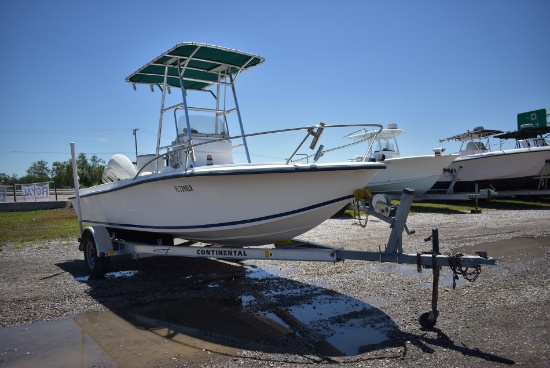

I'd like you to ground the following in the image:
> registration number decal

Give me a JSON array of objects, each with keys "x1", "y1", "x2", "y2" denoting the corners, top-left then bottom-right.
[{"x1": 174, "y1": 185, "x2": 194, "y2": 193}]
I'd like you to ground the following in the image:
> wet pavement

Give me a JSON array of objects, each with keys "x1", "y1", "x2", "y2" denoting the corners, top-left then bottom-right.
[{"x1": 0, "y1": 260, "x2": 400, "y2": 367}]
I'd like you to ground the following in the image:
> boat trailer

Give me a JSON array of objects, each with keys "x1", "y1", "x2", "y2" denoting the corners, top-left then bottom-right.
[{"x1": 78, "y1": 188, "x2": 495, "y2": 328}]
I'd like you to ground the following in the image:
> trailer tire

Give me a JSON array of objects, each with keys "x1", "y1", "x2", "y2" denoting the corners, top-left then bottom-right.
[{"x1": 81, "y1": 232, "x2": 110, "y2": 278}]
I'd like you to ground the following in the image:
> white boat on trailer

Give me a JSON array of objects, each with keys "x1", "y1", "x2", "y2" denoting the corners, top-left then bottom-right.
[
  {"x1": 493, "y1": 125, "x2": 550, "y2": 190},
  {"x1": 71, "y1": 42, "x2": 385, "y2": 247},
  {"x1": 432, "y1": 125, "x2": 550, "y2": 193},
  {"x1": 70, "y1": 43, "x2": 496, "y2": 329},
  {"x1": 346, "y1": 123, "x2": 458, "y2": 195}
]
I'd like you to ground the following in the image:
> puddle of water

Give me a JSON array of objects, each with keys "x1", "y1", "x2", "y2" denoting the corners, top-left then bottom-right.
[
  {"x1": 0, "y1": 308, "x2": 241, "y2": 368},
  {"x1": 245, "y1": 264, "x2": 297, "y2": 279},
  {"x1": 0, "y1": 316, "x2": 115, "y2": 368},
  {"x1": 74, "y1": 270, "x2": 139, "y2": 282},
  {"x1": 286, "y1": 295, "x2": 364, "y2": 324},
  {"x1": 246, "y1": 267, "x2": 274, "y2": 279},
  {"x1": 0, "y1": 289, "x2": 396, "y2": 366},
  {"x1": 124, "y1": 298, "x2": 294, "y2": 352},
  {"x1": 261, "y1": 312, "x2": 293, "y2": 332},
  {"x1": 243, "y1": 265, "x2": 393, "y2": 355},
  {"x1": 456, "y1": 236, "x2": 550, "y2": 261},
  {"x1": 242, "y1": 281, "x2": 392, "y2": 356},
  {"x1": 284, "y1": 294, "x2": 389, "y2": 355},
  {"x1": 326, "y1": 319, "x2": 388, "y2": 356}
]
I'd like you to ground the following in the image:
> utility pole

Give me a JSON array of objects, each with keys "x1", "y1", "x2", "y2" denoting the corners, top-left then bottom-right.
[{"x1": 133, "y1": 128, "x2": 139, "y2": 165}]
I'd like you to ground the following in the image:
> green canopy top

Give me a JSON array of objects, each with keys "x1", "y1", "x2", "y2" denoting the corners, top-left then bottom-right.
[{"x1": 126, "y1": 43, "x2": 265, "y2": 91}]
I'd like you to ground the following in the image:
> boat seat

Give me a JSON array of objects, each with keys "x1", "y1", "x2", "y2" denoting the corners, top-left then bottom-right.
[{"x1": 182, "y1": 128, "x2": 200, "y2": 134}]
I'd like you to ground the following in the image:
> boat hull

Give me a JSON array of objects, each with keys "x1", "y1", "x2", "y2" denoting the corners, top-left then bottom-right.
[
  {"x1": 365, "y1": 154, "x2": 458, "y2": 195},
  {"x1": 72, "y1": 162, "x2": 384, "y2": 246},
  {"x1": 432, "y1": 147, "x2": 550, "y2": 192}
]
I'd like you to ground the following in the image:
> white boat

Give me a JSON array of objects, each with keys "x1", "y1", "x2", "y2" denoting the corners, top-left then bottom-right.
[
  {"x1": 493, "y1": 125, "x2": 550, "y2": 190},
  {"x1": 346, "y1": 124, "x2": 457, "y2": 195},
  {"x1": 70, "y1": 43, "x2": 385, "y2": 246},
  {"x1": 432, "y1": 125, "x2": 550, "y2": 193}
]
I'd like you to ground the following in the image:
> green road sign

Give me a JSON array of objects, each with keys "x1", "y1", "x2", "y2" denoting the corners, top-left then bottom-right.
[{"x1": 517, "y1": 109, "x2": 547, "y2": 129}]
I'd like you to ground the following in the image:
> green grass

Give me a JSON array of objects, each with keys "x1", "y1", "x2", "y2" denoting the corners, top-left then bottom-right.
[
  {"x1": 343, "y1": 196, "x2": 550, "y2": 216},
  {"x1": 0, "y1": 208, "x2": 80, "y2": 249},
  {"x1": 408, "y1": 196, "x2": 550, "y2": 213}
]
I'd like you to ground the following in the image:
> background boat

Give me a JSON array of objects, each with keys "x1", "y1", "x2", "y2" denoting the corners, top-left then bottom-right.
[
  {"x1": 347, "y1": 123, "x2": 457, "y2": 195},
  {"x1": 432, "y1": 124, "x2": 550, "y2": 193}
]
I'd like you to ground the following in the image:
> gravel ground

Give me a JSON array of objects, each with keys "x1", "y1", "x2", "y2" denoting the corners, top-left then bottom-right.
[{"x1": 0, "y1": 207, "x2": 549, "y2": 367}]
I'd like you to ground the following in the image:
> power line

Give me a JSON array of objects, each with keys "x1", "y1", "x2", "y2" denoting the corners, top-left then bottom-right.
[
  {"x1": 0, "y1": 129, "x2": 133, "y2": 133},
  {"x1": 0, "y1": 150, "x2": 135, "y2": 154}
]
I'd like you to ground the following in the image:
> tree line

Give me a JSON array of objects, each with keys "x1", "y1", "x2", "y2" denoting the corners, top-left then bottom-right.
[{"x1": 0, "y1": 154, "x2": 105, "y2": 188}]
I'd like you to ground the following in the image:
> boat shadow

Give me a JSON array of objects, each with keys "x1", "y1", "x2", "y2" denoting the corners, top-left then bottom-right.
[{"x1": 56, "y1": 255, "x2": 514, "y2": 365}]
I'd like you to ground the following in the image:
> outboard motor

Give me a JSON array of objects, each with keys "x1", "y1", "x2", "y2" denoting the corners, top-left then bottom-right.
[{"x1": 102, "y1": 154, "x2": 137, "y2": 183}]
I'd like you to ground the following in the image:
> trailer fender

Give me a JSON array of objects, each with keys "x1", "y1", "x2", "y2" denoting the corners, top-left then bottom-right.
[{"x1": 79, "y1": 226, "x2": 114, "y2": 255}]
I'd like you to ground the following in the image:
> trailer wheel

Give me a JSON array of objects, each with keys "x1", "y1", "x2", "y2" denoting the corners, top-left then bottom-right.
[{"x1": 81, "y1": 232, "x2": 110, "y2": 278}]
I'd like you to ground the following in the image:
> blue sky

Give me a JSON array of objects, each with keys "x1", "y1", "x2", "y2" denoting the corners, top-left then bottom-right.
[{"x1": 1, "y1": 0, "x2": 549, "y2": 177}]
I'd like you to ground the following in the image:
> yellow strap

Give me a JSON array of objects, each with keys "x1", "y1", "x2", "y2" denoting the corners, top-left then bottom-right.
[
  {"x1": 354, "y1": 188, "x2": 372, "y2": 200},
  {"x1": 275, "y1": 239, "x2": 293, "y2": 246}
]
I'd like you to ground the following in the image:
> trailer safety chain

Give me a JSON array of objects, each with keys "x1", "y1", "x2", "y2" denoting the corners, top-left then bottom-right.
[
  {"x1": 448, "y1": 252, "x2": 482, "y2": 289},
  {"x1": 352, "y1": 189, "x2": 372, "y2": 228},
  {"x1": 353, "y1": 200, "x2": 369, "y2": 228}
]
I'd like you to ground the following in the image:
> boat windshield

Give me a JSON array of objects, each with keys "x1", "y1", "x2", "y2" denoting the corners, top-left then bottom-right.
[
  {"x1": 375, "y1": 139, "x2": 396, "y2": 152},
  {"x1": 370, "y1": 138, "x2": 399, "y2": 161},
  {"x1": 460, "y1": 141, "x2": 489, "y2": 155},
  {"x1": 178, "y1": 115, "x2": 228, "y2": 137},
  {"x1": 465, "y1": 141, "x2": 487, "y2": 151},
  {"x1": 516, "y1": 137, "x2": 549, "y2": 148}
]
